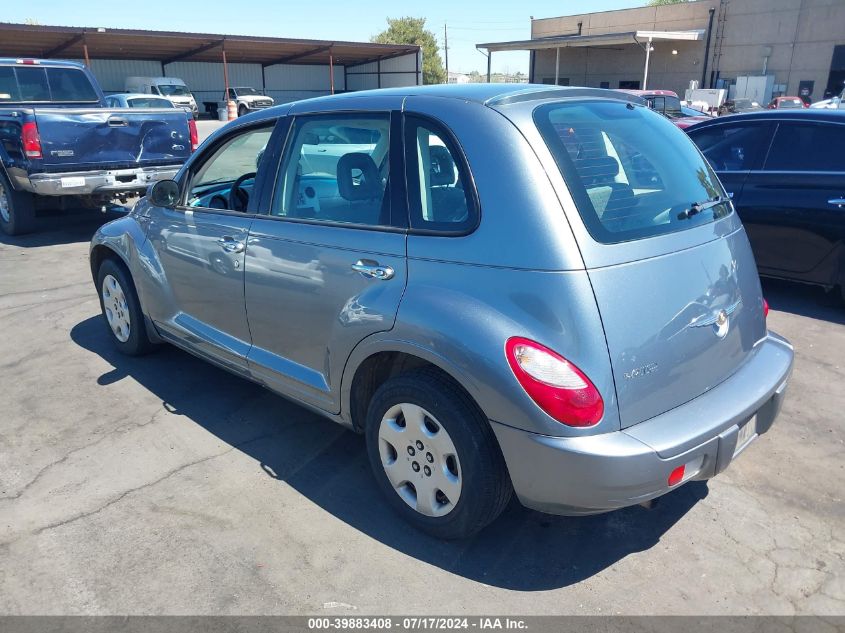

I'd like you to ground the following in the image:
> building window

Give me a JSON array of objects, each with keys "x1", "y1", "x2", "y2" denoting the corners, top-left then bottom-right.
[
  {"x1": 542, "y1": 78, "x2": 570, "y2": 86},
  {"x1": 619, "y1": 81, "x2": 641, "y2": 90},
  {"x1": 600, "y1": 81, "x2": 610, "y2": 89}
]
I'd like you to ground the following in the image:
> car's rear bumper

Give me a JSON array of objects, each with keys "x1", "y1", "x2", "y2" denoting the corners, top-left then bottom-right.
[
  {"x1": 491, "y1": 331, "x2": 793, "y2": 516},
  {"x1": 23, "y1": 165, "x2": 182, "y2": 197}
]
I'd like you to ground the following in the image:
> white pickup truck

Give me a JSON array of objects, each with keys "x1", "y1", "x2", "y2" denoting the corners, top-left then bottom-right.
[{"x1": 226, "y1": 87, "x2": 275, "y2": 117}]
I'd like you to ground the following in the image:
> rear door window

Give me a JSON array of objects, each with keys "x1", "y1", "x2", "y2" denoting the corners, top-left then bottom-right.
[
  {"x1": 687, "y1": 122, "x2": 773, "y2": 171},
  {"x1": 271, "y1": 114, "x2": 392, "y2": 227},
  {"x1": 535, "y1": 100, "x2": 731, "y2": 244},
  {"x1": 763, "y1": 122, "x2": 845, "y2": 172}
]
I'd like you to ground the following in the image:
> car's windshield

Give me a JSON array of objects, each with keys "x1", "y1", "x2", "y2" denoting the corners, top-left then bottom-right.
[
  {"x1": 662, "y1": 95, "x2": 684, "y2": 118},
  {"x1": 535, "y1": 100, "x2": 731, "y2": 244},
  {"x1": 734, "y1": 99, "x2": 755, "y2": 109},
  {"x1": 778, "y1": 98, "x2": 804, "y2": 109},
  {"x1": 235, "y1": 87, "x2": 259, "y2": 96},
  {"x1": 158, "y1": 84, "x2": 190, "y2": 97}
]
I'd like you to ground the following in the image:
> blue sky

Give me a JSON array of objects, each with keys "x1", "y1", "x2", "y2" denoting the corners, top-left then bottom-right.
[{"x1": 7, "y1": 0, "x2": 645, "y2": 75}]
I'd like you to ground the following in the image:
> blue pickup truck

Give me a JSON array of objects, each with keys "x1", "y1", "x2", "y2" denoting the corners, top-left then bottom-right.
[{"x1": 0, "y1": 58, "x2": 197, "y2": 235}]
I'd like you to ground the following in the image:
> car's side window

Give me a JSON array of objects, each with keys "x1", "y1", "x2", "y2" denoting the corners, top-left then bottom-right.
[
  {"x1": 404, "y1": 116, "x2": 478, "y2": 233},
  {"x1": 688, "y1": 123, "x2": 772, "y2": 171},
  {"x1": 186, "y1": 123, "x2": 275, "y2": 212},
  {"x1": 763, "y1": 123, "x2": 845, "y2": 172},
  {"x1": 271, "y1": 114, "x2": 391, "y2": 227}
]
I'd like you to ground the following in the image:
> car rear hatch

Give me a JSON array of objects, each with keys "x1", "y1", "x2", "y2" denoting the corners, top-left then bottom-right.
[
  {"x1": 33, "y1": 107, "x2": 192, "y2": 171},
  {"x1": 533, "y1": 98, "x2": 767, "y2": 428}
]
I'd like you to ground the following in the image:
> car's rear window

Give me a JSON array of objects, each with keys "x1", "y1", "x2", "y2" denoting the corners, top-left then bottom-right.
[
  {"x1": 0, "y1": 65, "x2": 99, "y2": 103},
  {"x1": 535, "y1": 100, "x2": 731, "y2": 244}
]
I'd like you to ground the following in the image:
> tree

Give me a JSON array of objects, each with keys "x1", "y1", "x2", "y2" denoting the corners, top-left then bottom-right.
[
  {"x1": 648, "y1": 0, "x2": 690, "y2": 4},
  {"x1": 372, "y1": 17, "x2": 446, "y2": 85}
]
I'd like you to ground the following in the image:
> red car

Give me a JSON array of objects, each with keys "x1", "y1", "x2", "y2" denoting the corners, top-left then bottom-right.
[
  {"x1": 767, "y1": 96, "x2": 807, "y2": 109},
  {"x1": 620, "y1": 89, "x2": 711, "y2": 129}
]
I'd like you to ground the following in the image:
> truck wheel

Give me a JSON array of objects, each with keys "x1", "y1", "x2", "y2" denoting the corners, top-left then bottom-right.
[
  {"x1": 365, "y1": 368, "x2": 512, "y2": 539},
  {"x1": 0, "y1": 171, "x2": 36, "y2": 236},
  {"x1": 96, "y1": 258, "x2": 156, "y2": 356},
  {"x1": 238, "y1": 104, "x2": 247, "y2": 117}
]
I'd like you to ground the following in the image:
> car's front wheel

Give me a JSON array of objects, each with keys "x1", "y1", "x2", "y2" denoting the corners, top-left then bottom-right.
[
  {"x1": 97, "y1": 258, "x2": 156, "y2": 356},
  {"x1": 365, "y1": 369, "x2": 512, "y2": 539}
]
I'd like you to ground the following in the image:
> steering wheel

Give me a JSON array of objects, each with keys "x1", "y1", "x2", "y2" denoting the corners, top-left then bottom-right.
[{"x1": 228, "y1": 172, "x2": 256, "y2": 212}]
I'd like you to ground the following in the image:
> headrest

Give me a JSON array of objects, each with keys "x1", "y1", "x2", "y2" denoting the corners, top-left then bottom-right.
[
  {"x1": 337, "y1": 153, "x2": 381, "y2": 201},
  {"x1": 429, "y1": 145, "x2": 456, "y2": 187},
  {"x1": 576, "y1": 156, "x2": 619, "y2": 184}
]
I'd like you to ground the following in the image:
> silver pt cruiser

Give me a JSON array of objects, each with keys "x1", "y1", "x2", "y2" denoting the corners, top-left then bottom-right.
[{"x1": 90, "y1": 85, "x2": 794, "y2": 539}]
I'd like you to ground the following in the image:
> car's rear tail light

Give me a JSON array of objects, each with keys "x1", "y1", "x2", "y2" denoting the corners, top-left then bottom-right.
[
  {"x1": 668, "y1": 465, "x2": 685, "y2": 486},
  {"x1": 505, "y1": 337, "x2": 604, "y2": 427},
  {"x1": 763, "y1": 298, "x2": 769, "y2": 320},
  {"x1": 21, "y1": 121, "x2": 42, "y2": 159},
  {"x1": 188, "y1": 118, "x2": 199, "y2": 152},
  {"x1": 16, "y1": 59, "x2": 40, "y2": 65}
]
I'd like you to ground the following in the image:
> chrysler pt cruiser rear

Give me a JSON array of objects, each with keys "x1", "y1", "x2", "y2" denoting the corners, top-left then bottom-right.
[{"x1": 90, "y1": 85, "x2": 793, "y2": 539}]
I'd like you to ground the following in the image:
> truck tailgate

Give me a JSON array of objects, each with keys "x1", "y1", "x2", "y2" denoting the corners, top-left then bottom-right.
[{"x1": 33, "y1": 108, "x2": 191, "y2": 171}]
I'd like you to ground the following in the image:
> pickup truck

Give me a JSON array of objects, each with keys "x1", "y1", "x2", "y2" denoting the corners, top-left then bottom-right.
[
  {"x1": 0, "y1": 58, "x2": 197, "y2": 235},
  {"x1": 227, "y1": 87, "x2": 275, "y2": 117}
]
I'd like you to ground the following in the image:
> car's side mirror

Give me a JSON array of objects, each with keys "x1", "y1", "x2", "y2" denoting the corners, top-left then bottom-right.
[{"x1": 149, "y1": 179, "x2": 180, "y2": 208}]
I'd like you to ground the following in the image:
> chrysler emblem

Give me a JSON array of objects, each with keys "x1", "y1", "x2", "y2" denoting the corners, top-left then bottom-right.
[{"x1": 690, "y1": 299, "x2": 740, "y2": 339}]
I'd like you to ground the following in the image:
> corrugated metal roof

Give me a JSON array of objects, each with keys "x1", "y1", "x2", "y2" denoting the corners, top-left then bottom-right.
[{"x1": 0, "y1": 23, "x2": 419, "y2": 67}]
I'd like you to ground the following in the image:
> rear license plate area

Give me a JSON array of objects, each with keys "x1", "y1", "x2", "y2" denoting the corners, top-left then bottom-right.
[{"x1": 734, "y1": 416, "x2": 757, "y2": 457}]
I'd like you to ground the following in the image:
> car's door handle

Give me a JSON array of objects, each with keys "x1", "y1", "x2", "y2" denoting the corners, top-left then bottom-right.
[
  {"x1": 827, "y1": 198, "x2": 845, "y2": 207},
  {"x1": 351, "y1": 260, "x2": 395, "y2": 280},
  {"x1": 217, "y1": 236, "x2": 245, "y2": 253},
  {"x1": 107, "y1": 117, "x2": 128, "y2": 127}
]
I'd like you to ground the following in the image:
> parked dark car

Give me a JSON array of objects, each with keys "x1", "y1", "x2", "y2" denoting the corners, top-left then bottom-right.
[
  {"x1": 687, "y1": 110, "x2": 845, "y2": 299},
  {"x1": 718, "y1": 98, "x2": 764, "y2": 116}
]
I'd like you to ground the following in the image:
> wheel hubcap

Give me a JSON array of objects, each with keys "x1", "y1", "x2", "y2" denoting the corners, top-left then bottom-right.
[
  {"x1": 101, "y1": 274, "x2": 131, "y2": 343},
  {"x1": 0, "y1": 181, "x2": 10, "y2": 223},
  {"x1": 378, "y1": 403, "x2": 462, "y2": 518}
]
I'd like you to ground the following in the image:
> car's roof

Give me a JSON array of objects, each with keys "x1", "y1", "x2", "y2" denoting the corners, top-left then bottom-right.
[
  {"x1": 116, "y1": 93, "x2": 171, "y2": 100},
  {"x1": 686, "y1": 108, "x2": 845, "y2": 130},
  {"x1": 293, "y1": 83, "x2": 640, "y2": 107},
  {"x1": 620, "y1": 89, "x2": 678, "y2": 98},
  {"x1": 0, "y1": 57, "x2": 85, "y2": 69}
]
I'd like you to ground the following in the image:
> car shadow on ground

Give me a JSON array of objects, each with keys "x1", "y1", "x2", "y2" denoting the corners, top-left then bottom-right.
[
  {"x1": 0, "y1": 207, "x2": 125, "y2": 248},
  {"x1": 761, "y1": 278, "x2": 845, "y2": 325},
  {"x1": 71, "y1": 315, "x2": 708, "y2": 591}
]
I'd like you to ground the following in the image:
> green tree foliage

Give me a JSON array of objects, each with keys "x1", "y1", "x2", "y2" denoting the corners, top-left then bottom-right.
[{"x1": 372, "y1": 17, "x2": 446, "y2": 85}]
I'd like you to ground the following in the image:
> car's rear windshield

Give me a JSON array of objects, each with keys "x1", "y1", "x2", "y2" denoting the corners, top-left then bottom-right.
[
  {"x1": 0, "y1": 65, "x2": 99, "y2": 103},
  {"x1": 534, "y1": 100, "x2": 731, "y2": 244}
]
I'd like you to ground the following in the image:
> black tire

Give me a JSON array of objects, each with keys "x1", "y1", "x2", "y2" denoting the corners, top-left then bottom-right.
[
  {"x1": 238, "y1": 105, "x2": 247, "y2": 118},
  {"x1": 0, "y1": 170, "x2": 36, "y2": 236},
  {"x1": 365, "y1": 368, "x2": 512, "y2": 539},
  {"x1": 96, "y1": 258, "x2": 156, "y2": 356}
]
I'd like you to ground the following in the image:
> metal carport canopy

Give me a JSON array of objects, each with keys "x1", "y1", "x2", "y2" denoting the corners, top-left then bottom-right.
[
  {"x1": 0, "y1": 23, "x2": 419, "y2": 67},
  {"x1": 477, "y1": 29, "x2": 704, "y2": 90}
]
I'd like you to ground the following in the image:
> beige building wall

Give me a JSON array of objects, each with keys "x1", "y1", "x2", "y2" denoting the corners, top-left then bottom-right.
[{"x1": 529, "y1": 0, "x2": 845, "y2": 101}]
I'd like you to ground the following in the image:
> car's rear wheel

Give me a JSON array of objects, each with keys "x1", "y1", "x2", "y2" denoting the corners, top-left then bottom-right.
[
  {"x1": 238, "y1": 105, "x2": 247, "y2": 117},
  {"x1": 97, "y1": 258, "x2": 156, "y2": 356},
  {"x1": 0, "y1": 171, "x2": 36, "y2": 236},
  {"x1": 365, "y1": 369, "x2": 512, "y2": 539}
]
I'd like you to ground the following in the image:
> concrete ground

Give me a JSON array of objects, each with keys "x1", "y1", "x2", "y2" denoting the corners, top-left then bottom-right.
[{"x1": 0, "y1": 209, "x2": 842, "y2": 615}]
